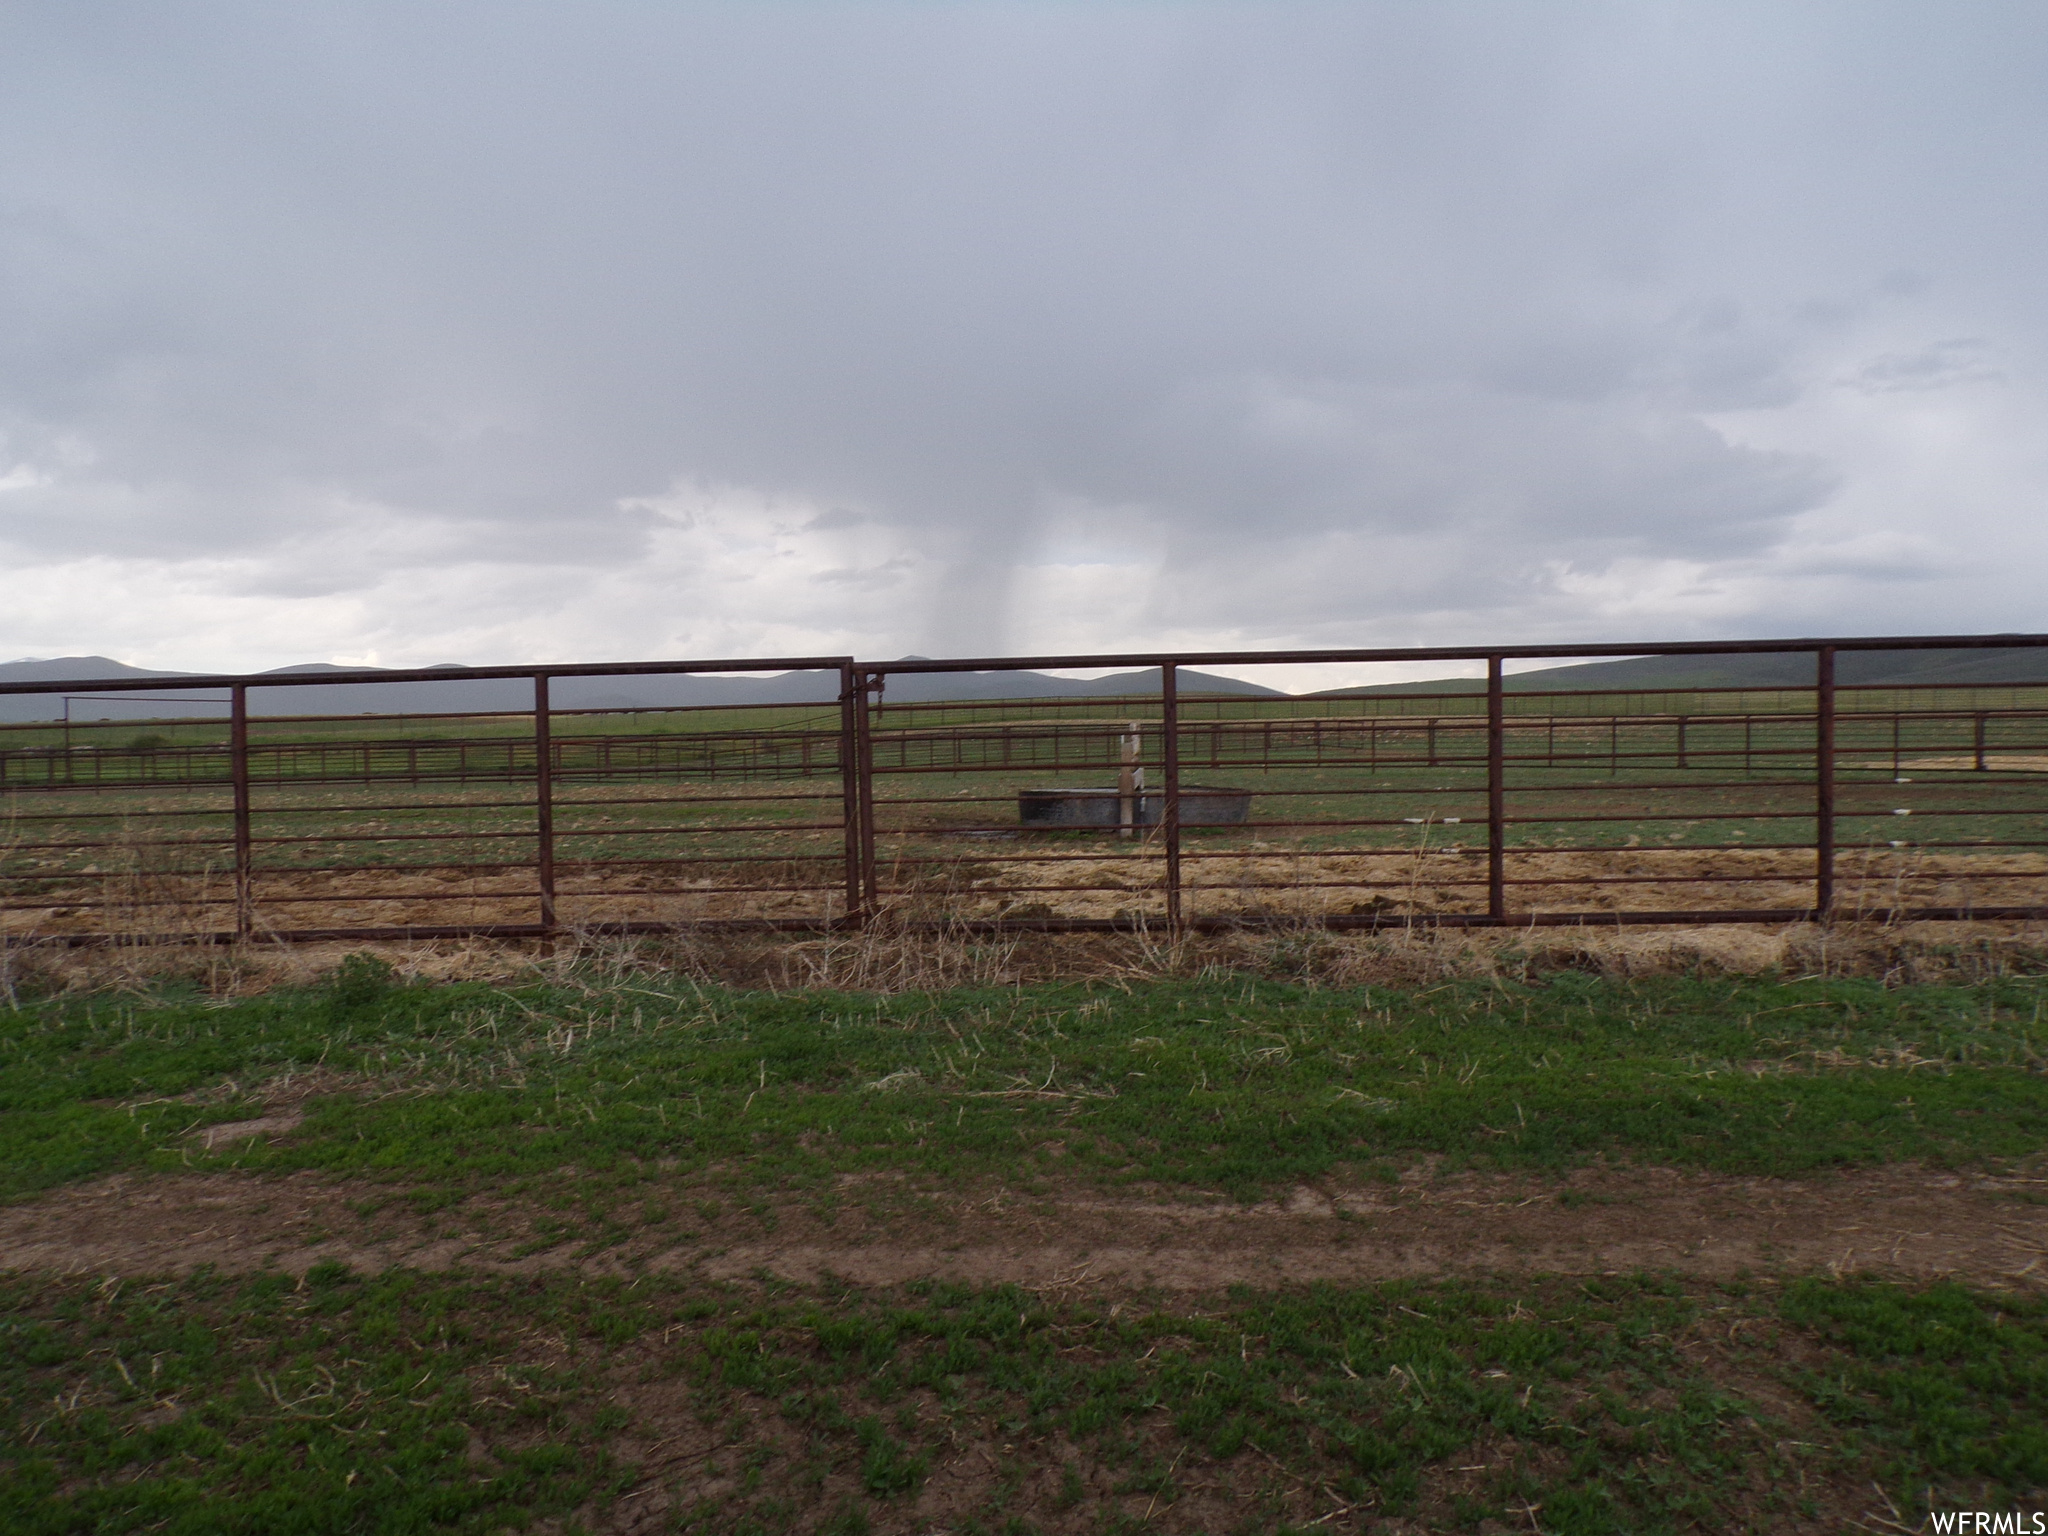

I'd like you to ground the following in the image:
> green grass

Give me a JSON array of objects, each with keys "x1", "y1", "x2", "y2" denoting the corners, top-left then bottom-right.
[
  {"x1": 0, "y1": 1264, "x2": 638, "y2": 1535},
  {"x1": 1780, "y1": 1276, "x2": 2048, "y2": 1495},
  {"x1": 3, "y1": 967, "x2": 2046, "y2": 1528},
  {"x1": 19, "y1": 680, "x2": 2047, "y2": 759},
  {"x1": 3, "y1": 1266, "x2": 2043, "y2": 1533},
  {"x1": 4, "y1": 967, "x2": 2046, "y2": 1209}
]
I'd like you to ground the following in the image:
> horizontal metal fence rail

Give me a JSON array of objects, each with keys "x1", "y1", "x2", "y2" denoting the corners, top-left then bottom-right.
[{"x1": 3, "y1": 635, "x2": 2047, "y2": 945}]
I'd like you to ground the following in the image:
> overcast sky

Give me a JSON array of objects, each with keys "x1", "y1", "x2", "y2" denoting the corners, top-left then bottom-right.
[{"x1": 3, "y1": 1, "x2": 2045, "y2": 688}]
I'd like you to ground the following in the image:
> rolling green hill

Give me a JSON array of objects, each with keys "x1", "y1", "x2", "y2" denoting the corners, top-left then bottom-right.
[{"x1": 1312, "y1": 644, "x2": 2048, "y2": 697}]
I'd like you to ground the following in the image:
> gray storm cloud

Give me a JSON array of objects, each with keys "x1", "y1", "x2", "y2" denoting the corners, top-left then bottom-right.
[{"x1": 2, "y1": 2, "x2": 2045, "y2": 671}]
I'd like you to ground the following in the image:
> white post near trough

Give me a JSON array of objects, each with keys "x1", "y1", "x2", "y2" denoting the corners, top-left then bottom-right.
[{"x1": 1118, "y1": 720, "x2": 1143, "y2": 839}]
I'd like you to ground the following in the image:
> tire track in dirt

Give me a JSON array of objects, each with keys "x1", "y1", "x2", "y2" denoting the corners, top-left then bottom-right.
[{"x1": 5, "y1": 1165, "x2": 2044, "y2": 1290}]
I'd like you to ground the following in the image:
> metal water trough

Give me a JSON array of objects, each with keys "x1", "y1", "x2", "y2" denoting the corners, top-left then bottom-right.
[{"x1": 1017, "y1": 785, "x2": 1252, "y2": 828}]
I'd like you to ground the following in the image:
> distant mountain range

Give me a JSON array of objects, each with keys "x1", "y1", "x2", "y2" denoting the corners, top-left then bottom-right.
[
  {"x1": 5, "y1": 643, "x2": 2045, "y2": 724},
  {"x1": 1308, "y1": 644, "x2": 2048, "y2": 698},
  {"x1": 0, "y1": 656, "x2": 1283, "y2": 722}
]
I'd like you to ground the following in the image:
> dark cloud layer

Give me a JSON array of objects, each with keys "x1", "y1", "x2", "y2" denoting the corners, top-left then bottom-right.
[{"x1": 2, "y1": 2, "x2": 2045, "y2": 673}]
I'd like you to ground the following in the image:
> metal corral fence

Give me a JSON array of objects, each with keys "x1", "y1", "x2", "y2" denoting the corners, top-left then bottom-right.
[{"x1": 3, "y1": 636, "x2": 2047, "y2": 945}]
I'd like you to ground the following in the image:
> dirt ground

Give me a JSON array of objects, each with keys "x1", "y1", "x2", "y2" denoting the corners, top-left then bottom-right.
[
  {"x1": 6, "y1": 1163, "x2": 2042, "y2": 1536},
  {"x1": 8, "y1": 1140, "x2": 2045, "y2": 1533},
  {"x1": 6, "y1": 1161, "x2": 2043, "y2": 1291},
  {"x1": 9, "y1": 845, "x2": 2047, "y2": 938}
]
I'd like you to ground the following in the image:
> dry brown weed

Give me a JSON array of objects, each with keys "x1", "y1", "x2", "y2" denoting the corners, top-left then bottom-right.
[{"x1": 7, "y1": 915, "x2": 2048, "y2": 1000}]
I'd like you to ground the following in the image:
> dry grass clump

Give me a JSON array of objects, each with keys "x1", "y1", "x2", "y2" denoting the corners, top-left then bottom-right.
[
  {"x1": 1107, "y1": 920, "x2": 2048, "y2": 989},
  {"x1": 0, "y1": 934, "x2": 540, "y2": 1005},
  {"x1": 7, "y1": 915, "x2": 2048, "y2": 1003}
]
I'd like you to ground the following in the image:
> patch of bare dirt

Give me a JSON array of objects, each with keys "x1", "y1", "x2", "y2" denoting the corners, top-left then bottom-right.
[
  {"x1": 1856, "y1": 754, "x2": 2048, "y2": 772},
  {"x1": 192, "y1": 1111, "x2": 303, "y2": 1148},
  {"x1": 982, "y1": 845, "x2": 2048, "y2": 924},
  {"x1": 5, "y1": 1164, "x2": 2043, "y2": 1289},
  {"x1": 9, "y1": 847, "x2": 2047, "y2": 940}
]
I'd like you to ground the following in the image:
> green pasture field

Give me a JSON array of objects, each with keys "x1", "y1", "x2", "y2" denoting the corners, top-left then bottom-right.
[
  {"x1": 6, "y1": 965, "x2": 2046, "y2": 1214},
  {"x1": 3, "y1": 966, "x2": 2048, "y2": 1530},
  {"x1": 6, "y1": 1264, "x2": 2044, "y2": 1534},
  {"x1": 6, "y1": 678, "x2": 2047, "y2": 774},
  {"x1": 865, "y1": 758, "x2": 2048, "y2": 852},
  {"x1": 0, "y1": 703, "x2": 849, "y2": 762},
  {"x1": 6, "y1": 755, "x2": 2045, "y2": 881}
]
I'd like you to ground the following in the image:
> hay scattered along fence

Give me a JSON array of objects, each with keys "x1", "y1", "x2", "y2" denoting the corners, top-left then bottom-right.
[{"x1": 4, "y1": 635, "x2": 2047, "y2": 946}]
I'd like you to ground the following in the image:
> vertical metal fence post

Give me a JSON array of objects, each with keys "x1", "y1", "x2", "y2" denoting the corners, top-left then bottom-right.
[
  {"x1": 855, "y1": 670, "x2": 880, "y2": 916},
  {"x1": 1975, "y1": 711, "x2": 1989, "y2": 771},
  {"x1": 231, "y1": 683, "x2": 252, "y2": 941},
  {"x1": 838, "y1": 664, "x2": 865, "y2": 925},
  {"x1": 1487, "y1": 656, "x2": 1506, "y2": 922},
  {"x1": 1815, "y1": 648, "x2": 1836, "y2": 922},
  {"x1": 534, "y1": 675, "x2": 557, "y2": 935},
  {"x1": 1161, "y1": 664, "x2": 1183, "y2": 932}
]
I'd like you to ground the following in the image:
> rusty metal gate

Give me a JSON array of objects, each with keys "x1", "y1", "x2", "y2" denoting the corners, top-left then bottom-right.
[{"x1": 4, "y1": 635, "x2": 2046, "y2": 945}]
